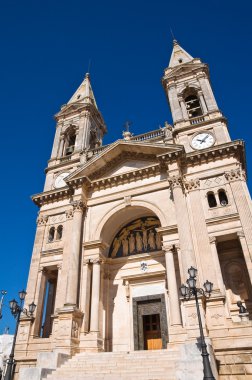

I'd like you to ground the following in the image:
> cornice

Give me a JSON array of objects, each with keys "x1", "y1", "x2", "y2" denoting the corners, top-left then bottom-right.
[
  {"x1": 206, "y1": 213, "x2": 239, "y2": 226},
  {"x1": 185, "y1": 140, "x2": 245, "y2": 169},
  {"x1": 46, "y1": 157, "x2": 80, "y2": 173},
  {"x1": 32, "y1": 187, "x2": 74, "y2": 207}
]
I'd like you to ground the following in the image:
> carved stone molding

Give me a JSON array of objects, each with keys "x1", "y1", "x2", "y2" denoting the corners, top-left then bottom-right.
[
  {"x1": 36, "y1": 214, "x2": 48, "y2": 226},
  {"x1": 168, "y1": 176, "x2": 183, "y2": 189},
  {"x1": 225, "y1": 169, "x2": 246, "y2": 182},
  {"x1": 124, "y1": 195, "x2": 132, "y2": 207},
  {"x1": 184, "y1": 178, "x2": 200, "y2": 191},
  {"x1": 83, "y1": 258, "x2": 92, "y2": 266},
  {"x1": 162, "y1": 244, "x2": 174, "y2": 253},
  {"x1": 237, "y1": 231, "x2": 245, "y2": 239},
  {"x1": 72, "y1": 200, "x2": 85, "y2": 213},
  {"x1": 91, "y1": 258, "x2": 102, "y2": 265},
  {"x1": 65, "y1": 209, "x2": 74, "y2": 219},
  {"x1": 209, "y1": 236, "x2": 217, "y2": 244}
]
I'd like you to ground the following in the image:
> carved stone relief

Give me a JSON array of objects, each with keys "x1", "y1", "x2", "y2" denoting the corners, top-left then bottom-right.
[{"x1": 109, "y1": 217, "x2": 161, "y2": 258}]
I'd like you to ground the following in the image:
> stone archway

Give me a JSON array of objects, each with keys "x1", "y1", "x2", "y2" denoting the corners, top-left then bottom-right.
[{"x1": 98, "y1": 205, "x2": 168, "y2": 352}]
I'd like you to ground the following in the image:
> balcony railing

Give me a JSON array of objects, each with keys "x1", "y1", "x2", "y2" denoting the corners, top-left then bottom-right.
[{"x1": 190, "y1": 116, "x2": 205, "y2": 125}]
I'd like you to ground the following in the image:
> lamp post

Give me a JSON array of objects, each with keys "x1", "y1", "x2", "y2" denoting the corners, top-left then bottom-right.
[
  {"x1": 4, "y1": 291, "x2": 36, "y2": 380},
  {"x1": 180, "y1": 267, "x2": 215, "y2": 380},
  {"x1": 0, "y1": 291, "x2": 7, "y2": 320}
]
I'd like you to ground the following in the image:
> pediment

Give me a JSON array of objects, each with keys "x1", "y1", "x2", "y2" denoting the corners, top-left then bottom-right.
[{"x1": 67, "y1": 140, "x2": 183, "y2": 183}]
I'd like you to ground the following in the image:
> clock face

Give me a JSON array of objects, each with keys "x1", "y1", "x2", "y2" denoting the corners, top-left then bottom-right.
[
  {"x1": 54, "y1": 172, "x2": 70, "y2": 188},
  {"x1": 191, "y1": 132, "x2": 215, "y2": 150}
]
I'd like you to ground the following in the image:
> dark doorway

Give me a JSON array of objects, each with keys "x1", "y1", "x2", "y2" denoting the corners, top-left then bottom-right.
[
  {"x1": 143, "y1": 314, "x2": 162, "y2": 350},
  {"x1": 133, "y1": 294, "x2": 168, "y2": 350}
]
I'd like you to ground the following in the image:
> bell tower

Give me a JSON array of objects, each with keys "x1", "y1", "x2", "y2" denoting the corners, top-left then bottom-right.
[
  {"x1": 44, "y1": 73, "x2": 107, "y2": 191},
  {"x1": 162, "y1": 40, "x2": 231, "y2": 151}
]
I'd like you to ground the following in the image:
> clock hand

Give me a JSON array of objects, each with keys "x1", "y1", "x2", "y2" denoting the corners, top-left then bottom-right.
[{"x1": 201, "y1": 135, "x2": 209, "y2": 143}]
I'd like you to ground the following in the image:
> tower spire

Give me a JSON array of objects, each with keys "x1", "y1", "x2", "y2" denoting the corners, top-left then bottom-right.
[
  {"x1": 168, "y1": 41, "x2": 194, "y2": 68},
  {"x1": 67, "y1": 72, "x2": 98, "y2": 108}
]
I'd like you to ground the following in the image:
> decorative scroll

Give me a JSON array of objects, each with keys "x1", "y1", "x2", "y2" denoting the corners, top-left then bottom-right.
[{"x1": 109, "y1": 217, "x2": 161, "y2": 258}]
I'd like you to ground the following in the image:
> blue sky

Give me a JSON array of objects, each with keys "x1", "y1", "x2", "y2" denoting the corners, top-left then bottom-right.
[{"x1": 0, "y1": 0, "x2": 251, "y2": 332}]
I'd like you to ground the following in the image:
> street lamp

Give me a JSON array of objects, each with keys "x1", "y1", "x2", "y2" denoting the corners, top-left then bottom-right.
[
  {"x1": 0, "y1": 291, "x2": 7, "y2": 320},
  {"x1": 4, "y1": 291, "x2": 36, "y2": 380},
  {"x1": 180, "y1": 267, "x2": 215, "y2": 380}
]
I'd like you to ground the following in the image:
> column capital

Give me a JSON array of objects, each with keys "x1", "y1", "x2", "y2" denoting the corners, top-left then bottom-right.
[
  {"x1": 91, "y1": 258, "x2": 102, "y2": 265},
  {"x1": 162, "y1": 244, "x2": 174, "y2": 253},
  {"x1": 71, "y1": 200, "x2": 85, "y2": 213},
  {"x1": 209, "y1": 236, "x2": 217, "y2": 244},
  {"x1": 168, "y1": 176, "x2": 183, "y2": 189},
  {"x1": 237, "y1": 230, "x2": 245, "y2": 239},
  {"x1": 225, "y1": 168, "x2": 246, "y2": 182},
  {"x1": 184, "y1": 178, "x2": 200, "y2": 192},
  {"x1": 36, "y1": 214, "x2": 48, "y2": 226}
]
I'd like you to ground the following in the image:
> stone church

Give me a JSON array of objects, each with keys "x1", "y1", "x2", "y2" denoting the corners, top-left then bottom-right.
[{"x1": 16, "y1": 41, "x2": 252, "y2": 379}]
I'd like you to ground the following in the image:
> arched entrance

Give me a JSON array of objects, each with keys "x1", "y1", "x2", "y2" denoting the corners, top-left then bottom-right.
[{"x1": 98, "y1": 206, "x2": 169, "y2": 352}]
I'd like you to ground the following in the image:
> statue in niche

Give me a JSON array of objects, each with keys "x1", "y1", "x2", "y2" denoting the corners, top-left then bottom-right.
[
  {"x1": 129, "y1": 233, "x2": 135, "y2": 254},
  {"x1": 122, "y1": 237, "x2": 129, "y2": 256},
  {"x1": 225, "y1": 262, "x2": 248, "y2": 303},
  {"x1": 142, "y1": 223, "x2": 148, "y2": 250},
  {"x1": 111, "y1": 237, "x2": 121, "y2": 258},
  {"x1": 136, "y1": 232, "x2": 143, "y2": 252},
  {"x1": 148, "y1": 230, "x2": 156, "y2": 250},
  {"x1": 156, "y1": 232, "x2": 162, "y2": 250}
]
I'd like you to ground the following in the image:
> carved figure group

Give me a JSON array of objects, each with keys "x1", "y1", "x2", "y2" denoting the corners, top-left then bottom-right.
[{"x1": 110, "y1": 217, "x2": 162, "y2": 258}]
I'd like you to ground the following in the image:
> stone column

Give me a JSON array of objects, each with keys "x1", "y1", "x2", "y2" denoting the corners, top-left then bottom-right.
[
  {"x1": 168, "y1": 176, "x2": 196, "y2": 278},
  {"x1": 237, "y1": 231, "x2": 252, "y2": 284},
  {"x1": 51, "y1": 124, "x2": 62, "y2": 158},
  {"x1": 209, "y1": 237, "x2": 225, "y2": 294},
  {"x1": 167, "y1": 84, "x2": 183, "y2": 123},
  {"x1": 185, "y1": 179, "x2": 218, "y2": 286},
  {"x1": 226, "y1": 169, "x2": 252, "y2": 261},
  {"x1": 90, "y1": 258, "x2": 101, "y2": 332},
  {"x1": 80, "y1": 259, "x2": 92, "y2": 332},
  {"x1": 54, "y1": 264, "x2": 62, "y2": 311},
  {"x1": 65, "y1": 200, "x2": 85, "y2": 306},
  {"x1": 25, "y1": 214, "x2": 48, "y2": 307},
  {"x1": 164, "y1": 245, "x2": 182, "y2": 325},
  {"x1": 198, "y1": 90, "x2": 208, "y2": 114},
  {"x1": 197, "y1": 73, "x2": 218, "y2": 112},
  {"x1": 58, "y1": 135, "x2": 65, "y2": 157},
  {"x1": 178, "y1": 96, "x2": 188, "y2": 119}
]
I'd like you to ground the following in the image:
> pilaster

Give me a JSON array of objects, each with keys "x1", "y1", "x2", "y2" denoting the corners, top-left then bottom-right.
[{"x1": 168, "y1": 176, "x2": 196, "y2": 278}]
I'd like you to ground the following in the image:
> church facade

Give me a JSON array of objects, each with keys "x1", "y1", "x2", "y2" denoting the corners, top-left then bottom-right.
[{"x1": 16, "y1": 42, "x2": 252, "y2": 379}]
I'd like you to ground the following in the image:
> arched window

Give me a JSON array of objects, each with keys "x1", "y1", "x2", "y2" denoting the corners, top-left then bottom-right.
[
  {"x1": 56, "y1": 225, "x2": 63, "y2": 240},
  {"x1": 48, "y1": 227, "x2": 55, "y2": 242},
  {"x1": 218, "y1": 190, "x2": 228, "y2": 206},
  {"x1": 207, "y1": 192, "x2": 217, "y2": 208},
  {"x1": 185, "y1": 94, "x2": 203, "y2": 118},
  {"x1": 65, "y1": 129, "x2": 76, "y2": 156}
]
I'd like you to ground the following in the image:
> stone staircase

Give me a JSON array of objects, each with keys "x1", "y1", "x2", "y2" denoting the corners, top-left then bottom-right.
[{"x1": 44, "y1": 349, "x2": 183, "y2": 380}]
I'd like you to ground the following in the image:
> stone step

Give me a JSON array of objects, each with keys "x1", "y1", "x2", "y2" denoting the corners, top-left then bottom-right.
[{"x1": 44, "y1": 350, "x2": 182, "y2": 380}]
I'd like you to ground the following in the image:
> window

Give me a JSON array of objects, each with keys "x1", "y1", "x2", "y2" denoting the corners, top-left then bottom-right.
[
  {"x1": 218, "y1": 190, "x2": 228, "y2": 206},
  {"x1": 207, "y1": 192, "x2": 217, "y2": 208},
  {"x1": 48, "y1": 227, "x2": 55, "y2": 242},
  {"x1": 56, "y1": 225, "x2": 63, "y2": 240},
  {"x1": 185, "y1": 94, "x2": 203, "y2": 118},
  {"x1": 65, "y1": 131, "x2": 76, "y2": 155}
]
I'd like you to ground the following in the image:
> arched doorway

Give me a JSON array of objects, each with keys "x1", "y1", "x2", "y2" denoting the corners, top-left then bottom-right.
[{"x1": 99, "y1": 206, "x2": 169, "y2": 352}]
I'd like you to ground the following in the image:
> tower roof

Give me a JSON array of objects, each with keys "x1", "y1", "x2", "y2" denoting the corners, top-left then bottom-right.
[
  {"x1": 168, "y1": 40, "x2": 194, "y2": 68},
  {"x1": 67, "y1": 73, "x2": 98, "y2": 108}
]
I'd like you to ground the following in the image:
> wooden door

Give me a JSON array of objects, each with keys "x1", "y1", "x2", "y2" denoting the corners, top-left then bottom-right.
[{"x1": 143, "y1": 314, "x2": 162, "y2": 350}]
